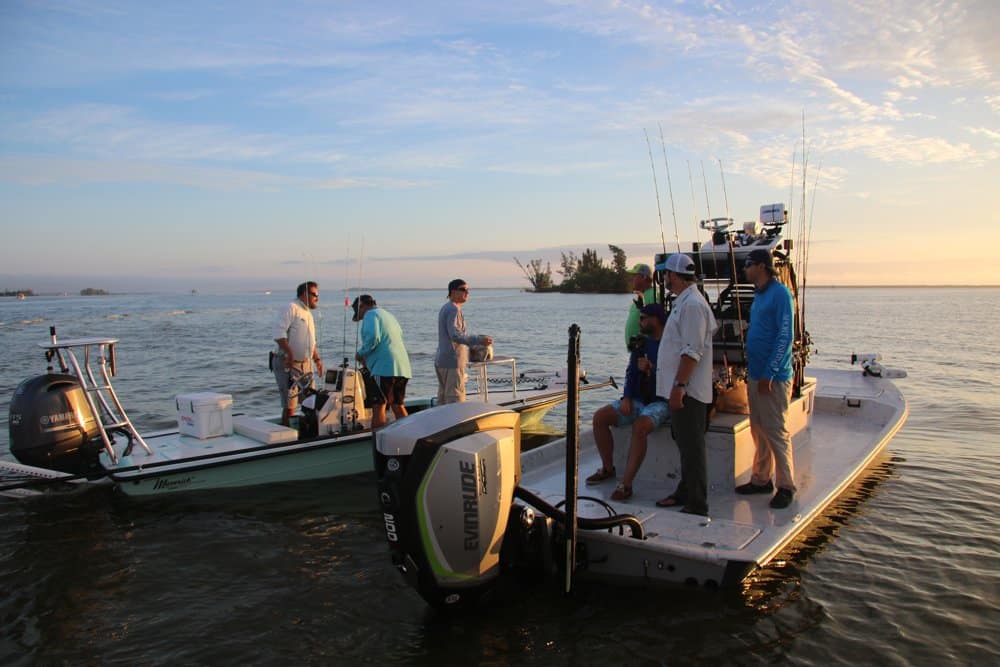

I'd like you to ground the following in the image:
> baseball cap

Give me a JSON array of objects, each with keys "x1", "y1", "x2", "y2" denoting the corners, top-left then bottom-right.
[
  {"x1": 639, "y1": 302, "x2": 667, "y2": 325},
  {"x1": 626, "y1": 263, "x2": 653, "y2": 278},
  {"x1": 663, "y1": 253, "x2": 696, "y2": 276},
  {"x1": 351, "y1": 294, "x2": 375, "y2": 322},
  {"x1": 745, "y1": 249, "x2": 774, "y2": 268}
]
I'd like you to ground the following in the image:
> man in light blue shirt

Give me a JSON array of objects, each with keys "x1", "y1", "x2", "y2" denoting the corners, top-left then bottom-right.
[
  {"x1": 737, "y1": 248, "x2": 797, "y2": 509},
  {"x1": 353, "y1": 295, "x2": 412, "y2": 429}
]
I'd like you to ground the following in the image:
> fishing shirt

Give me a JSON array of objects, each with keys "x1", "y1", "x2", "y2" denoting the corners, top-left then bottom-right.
[
  {"x1": 358, "y1": 307, "x2": 412, "y2": 378},
  {"x1": 655, "y1": 286, "x2": 718, "y2": 404},
  {"x1": 273, "y1": 299, "x2": 316, "y2": 362},
  {"x1": 624, "y1": 286, "x2": 657, "y2": 350},
  {"x1": 435, "y1": 301, "x2": 486, "y2": 369},
  {"x1": 746, "y1": 278, "x2": 794, "y2": 382}
]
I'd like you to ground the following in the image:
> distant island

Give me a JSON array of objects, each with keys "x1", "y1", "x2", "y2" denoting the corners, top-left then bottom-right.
[
  {"x1": 515, "y1": 245, "x2": 635, "y2": 294},
  {"x1": 1, "y1": 289, "x2": 35, "y2": 297},
  {"x1": 80, "y1": 288, "x2": 109, "y2": 296}
]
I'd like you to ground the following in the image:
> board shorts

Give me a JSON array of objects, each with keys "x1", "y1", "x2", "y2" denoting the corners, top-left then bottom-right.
[{"x1": 610, "y1": 397, "x2": 670, "y2": 428}]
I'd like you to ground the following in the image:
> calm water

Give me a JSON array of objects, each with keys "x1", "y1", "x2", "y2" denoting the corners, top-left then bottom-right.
[{"x1": 1, "y1": 287, "x2": 997, "y2": 665}]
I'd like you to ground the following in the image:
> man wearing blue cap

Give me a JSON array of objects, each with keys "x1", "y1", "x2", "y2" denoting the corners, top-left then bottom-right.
[{"x1": 588, "y1": 302, "x2": 669, "y2": 501}]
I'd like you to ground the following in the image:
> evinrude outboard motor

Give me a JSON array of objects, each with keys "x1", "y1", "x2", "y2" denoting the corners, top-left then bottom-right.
[
  {"x1": 375, "y1": 402, "x2": 521, "y2": 608},
  {"x1": 8, "y1": 373, "x2": 102, "y2": 474}
]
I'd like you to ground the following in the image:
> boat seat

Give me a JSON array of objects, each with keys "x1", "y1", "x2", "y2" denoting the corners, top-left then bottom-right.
[{"x1": 232, "y1": 416, "x2": 298, "y2": 445}]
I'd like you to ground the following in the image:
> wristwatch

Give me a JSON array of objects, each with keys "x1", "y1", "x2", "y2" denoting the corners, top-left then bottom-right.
[{"x1": 673, "y1": 381, "x2": 687, "y2": 388}]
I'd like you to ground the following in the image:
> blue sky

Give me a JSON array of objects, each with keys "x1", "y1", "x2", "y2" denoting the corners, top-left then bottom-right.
[{"x1": 1, "y1": 0, "x2": 997, "y2": 292}]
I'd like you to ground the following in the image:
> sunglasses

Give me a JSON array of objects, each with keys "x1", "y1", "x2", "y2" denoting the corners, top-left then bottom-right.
[
  {"x1": 309, "y1": 292, "x2": 319, "y2": 298},
  {"x1": 455, "y1": 286, "x2": 469, "y2": 292}
]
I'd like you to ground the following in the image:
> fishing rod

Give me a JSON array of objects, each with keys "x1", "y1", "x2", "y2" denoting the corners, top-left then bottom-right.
[
  {"x1": 799, "y1": 112, "x2": 809, "y2": 289},
  {"x1": 801, "y1": 160, "x2": 822, "y2": 339},
  {"x1": 643, "y1": 128, "x2": 668, "y2": 256},
  {"x1": 341, "y1": 243, "x2": 352, "y2": 372},
  {"x1": 717, "y1": 159, "x2": 746, "y2": 374},
  {"x1": 658, "y1": 124, "x2": 681, "y2": 253}
]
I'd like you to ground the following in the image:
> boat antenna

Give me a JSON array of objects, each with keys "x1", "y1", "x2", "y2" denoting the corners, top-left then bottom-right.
[
  {"x1": 643, "y1": 128, "x2": 668, "y2": 255},
  {"x1": 658, "y1": 124, "x2": 681, "y2": 252}
]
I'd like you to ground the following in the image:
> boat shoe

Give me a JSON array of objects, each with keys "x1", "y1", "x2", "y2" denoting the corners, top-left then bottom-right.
[
  {"x1": 769, "y1": 487, "x2": 794, "y2": 509},
  {"x1": 585, "y1": 466, "x2": 616, "y2": 485},
  {"x1": 735, "y1": 480, "x2": 774, "y2": 495}
]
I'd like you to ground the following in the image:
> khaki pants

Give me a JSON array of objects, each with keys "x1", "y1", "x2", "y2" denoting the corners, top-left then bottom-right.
[
  {"x1": 747, "y1": 379, "x2": 796, "y2": 491},
  {"x1": 435, "y1": 366, "x2": 466, "y2": 404}
]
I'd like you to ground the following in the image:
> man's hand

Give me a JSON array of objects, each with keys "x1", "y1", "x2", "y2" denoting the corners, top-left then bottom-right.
[{"x1": 620, "y1": 396, "x2": 633, "y2": 416}]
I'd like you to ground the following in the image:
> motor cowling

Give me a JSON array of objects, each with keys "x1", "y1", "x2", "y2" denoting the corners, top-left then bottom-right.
[
  {"x1": 8, "y1": 373, "x2": 102, "y2": 474},
  {"x1": 375, "y1": 402, "x2": 521, "y2": 608}
]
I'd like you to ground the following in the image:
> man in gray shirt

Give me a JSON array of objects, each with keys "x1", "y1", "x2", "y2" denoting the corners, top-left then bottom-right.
[{"x1": 435, "y1": 279, "x2": 493, "y2": 404}]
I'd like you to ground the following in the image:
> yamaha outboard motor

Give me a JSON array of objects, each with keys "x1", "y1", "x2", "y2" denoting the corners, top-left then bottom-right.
[
  {"x1": 9, "y1": 373, "x2": 102, "y2": 474},
  {"x1": 375, "y1": 402, "x2": 521, "y2": 608}
]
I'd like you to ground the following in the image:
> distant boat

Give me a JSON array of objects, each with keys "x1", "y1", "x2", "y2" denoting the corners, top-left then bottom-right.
[
  {"x1": 16, "y1": 293, "x2": 25, "y2": 301},
  {"x1": 264, "y1": 291, "x2": 272, "y2": 296},
  {"x1": 191, "y1": 289, "x2": 198, "y2": 295}
]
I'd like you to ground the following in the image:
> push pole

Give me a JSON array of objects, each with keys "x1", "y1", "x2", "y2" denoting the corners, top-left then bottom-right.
[{"x1": 564, "y1": 324, "x2": 581, "y2": 595}]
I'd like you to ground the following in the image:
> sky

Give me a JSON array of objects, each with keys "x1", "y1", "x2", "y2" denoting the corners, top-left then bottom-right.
[{"x1": 1, "y1": 0, "x2": 997, "y2": 292}]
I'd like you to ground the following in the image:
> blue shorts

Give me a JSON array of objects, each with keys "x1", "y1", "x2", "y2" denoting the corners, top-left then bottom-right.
[{"x1": 611, "y1": 398, "x2": 670, "y2": 428}]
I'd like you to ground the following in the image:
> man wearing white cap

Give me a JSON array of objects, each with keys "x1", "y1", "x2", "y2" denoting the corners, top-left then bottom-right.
[{"x1": 654, "y1": 253, "x2": 717, "y2": 516}]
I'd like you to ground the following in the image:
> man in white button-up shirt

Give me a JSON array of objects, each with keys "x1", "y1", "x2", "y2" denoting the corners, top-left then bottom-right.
[
  {"x1": 272, "y1": 281, "x2": 322, "y2": 426},
  {"x1": 654, "y1": 254, "x2": 717, "y2": 516}
]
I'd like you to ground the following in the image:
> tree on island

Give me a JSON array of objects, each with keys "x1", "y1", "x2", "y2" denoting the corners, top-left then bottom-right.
[
  {"x1": 513, "y1": 258, "x2": 555, "y2": 291},
  {"x1": 80, "y1": 288, "x2": 109, "y2": 296},
  {"x1": 515, "y1": 245, "x2": 632, "y2": 293}
]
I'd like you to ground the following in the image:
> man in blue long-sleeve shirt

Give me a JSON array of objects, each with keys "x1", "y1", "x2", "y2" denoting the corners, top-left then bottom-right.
[
  {"x1": 587, "y1": 303, "x2": 670, "y2": 501},
  {"x1": 737, "y1": 249, "x2": 797, "y2": 509}
]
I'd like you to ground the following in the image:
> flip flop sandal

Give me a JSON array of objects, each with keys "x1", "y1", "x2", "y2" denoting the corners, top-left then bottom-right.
[
  {"x1": 655, "y1": 494, "x2": 685, "y2": 508},
  {"x1": 610, "y1": 483, "x2": 632, "y2": 501}
]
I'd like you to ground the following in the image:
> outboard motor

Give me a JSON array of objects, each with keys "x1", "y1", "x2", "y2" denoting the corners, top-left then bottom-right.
[
  {"x1": 8, "y1": 373, "x2": 102, "y2": 474},
  {"x1": 375, "y1": 402, "x2": 521, "y2": 608}
]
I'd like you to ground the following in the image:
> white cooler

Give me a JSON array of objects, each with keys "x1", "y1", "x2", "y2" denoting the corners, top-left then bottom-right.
[{"x1": 176, "y1": 392, "x2": 233, "y2": 439}]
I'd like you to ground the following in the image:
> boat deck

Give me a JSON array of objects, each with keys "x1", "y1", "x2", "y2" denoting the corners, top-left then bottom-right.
[{"x1": 517, "y1": 369, "x2": 908, "y2": 586}]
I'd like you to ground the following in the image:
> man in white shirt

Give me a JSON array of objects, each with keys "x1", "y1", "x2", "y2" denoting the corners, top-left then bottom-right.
[
  {"x1": 654, "y1": 254, "x2": 718, "y2": 516},
  {"x1": 272, "y1": 281, "x2": 322, "y2": 426}
]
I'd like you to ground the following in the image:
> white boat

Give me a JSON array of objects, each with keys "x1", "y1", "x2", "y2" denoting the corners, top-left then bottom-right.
[
  {"x1": 372, "y1": 202, "x2": 909, "y2": 607},
  {"x1": 1, "y1": 331, "x2": 613, "y2": 499}
]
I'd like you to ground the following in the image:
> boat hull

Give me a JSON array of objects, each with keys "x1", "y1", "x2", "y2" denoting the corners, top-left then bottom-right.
[
  {"x1": 108, "y1": 431, "x2": 374, "y2": 496},
  {"x1": 516, "y1": 368, "x2": 908, "y2": 588}
]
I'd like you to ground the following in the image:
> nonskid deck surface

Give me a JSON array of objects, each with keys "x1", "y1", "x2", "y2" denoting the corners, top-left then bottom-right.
[{"x1": 518, "y1": 370, "x2": 906, "y2": 564}]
